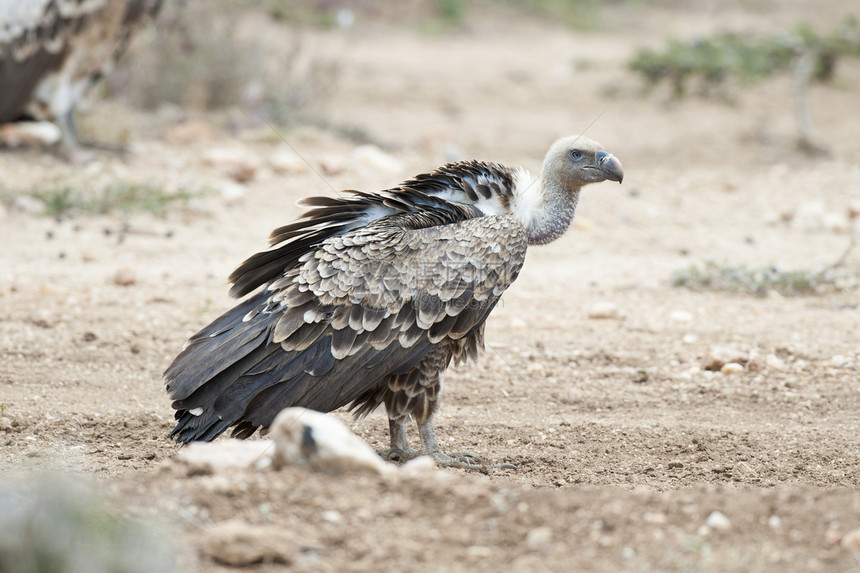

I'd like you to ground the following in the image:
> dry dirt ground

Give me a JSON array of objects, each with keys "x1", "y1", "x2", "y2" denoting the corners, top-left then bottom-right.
[{"x1": 2, "y1": 3, "x2": 860, "y2": 572}]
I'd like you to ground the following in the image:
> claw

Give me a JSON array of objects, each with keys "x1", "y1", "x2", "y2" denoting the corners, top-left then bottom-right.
[{"x1": 376, "y1": 447, "x2": 417, "y2": 462}]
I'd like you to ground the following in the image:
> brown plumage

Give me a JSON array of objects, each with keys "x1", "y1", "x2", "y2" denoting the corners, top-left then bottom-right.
[
  {"x1": 0, "y1": 0, "x2": 161, "y2": 147},
  {"x1": 165, "y1": 136, "x2": 624, "y2": 467}
]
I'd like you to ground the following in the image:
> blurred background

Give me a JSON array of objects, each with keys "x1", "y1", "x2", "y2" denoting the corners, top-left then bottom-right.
[{"x1": 86, "y1": 0, "x2": 860, "y2": 166}]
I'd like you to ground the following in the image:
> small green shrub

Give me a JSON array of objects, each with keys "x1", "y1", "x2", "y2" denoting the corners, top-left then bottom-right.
[
  {"x1": 671, "y1": 260, "x2": 857, "y2": 297},
  {"x1": 26, "y1": 182, "x2": 208, "y2": 217}
]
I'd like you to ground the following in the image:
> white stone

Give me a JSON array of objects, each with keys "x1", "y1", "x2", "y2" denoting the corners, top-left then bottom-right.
[
  {"x1": 669, "y1": 309, "x2": 693, "y2": 322},
  {"x1": 173, "y1": 439, "x2": 274, "y2": 475},
  {"x1": 705, "y1": 510, "x2": 732, "y2": 531},
  {"x1": 842, "y1": 528, "x2": 860, "y2": 552},
  {"x1": 526, "y1": 526, "x2": 553, "y2": 550},
  {"x1": 720, "y1": 362, "x2": 745, "y2": 375},
  {"x1": 768, "y1": 515, "x2": 782, "y2": 531},
  {"x1": 400, "y1": 455, "x2": 437, "y2": 476},
  {"x1": 587, "y1": 301, "x2": 621, "y2": 319},
  {"x1": 765, "y1": 354, "x2": 786, "y2": 370},
  {"x1": 269, "y1": 407, "x2": 394, "y2": 476}
]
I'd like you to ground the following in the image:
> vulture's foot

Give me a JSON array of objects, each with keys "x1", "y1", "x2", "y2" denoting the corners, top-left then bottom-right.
[
  {"x1": 376, "y1": 446, "x2": 420, "y2": 463},
  {"x1": 377, "y1": 447, "x2": 515, "y2": 471}
]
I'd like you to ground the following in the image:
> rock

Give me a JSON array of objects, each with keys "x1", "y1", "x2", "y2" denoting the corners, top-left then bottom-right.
[
  {"x1": 1, "y1": 121, "x2": 61, "y2": 147},
  {"x1": 669, "y1": 309, "x2": 693, "y2": 323},
  {"x1": 351, "y1": 145, "x2": 402, "y2": 174},
  {"x1": 587, "y1": 301, "x2": 621, "y2": 320},
  {"x1": 526, "y1": 526, "x2": 553, "y2": 550},
  {"x1": 202, "y1": 520, "x2": 297, "y2": 566},
  {"x1": 112, "y1": 267, "x2": 137, "y2": 287},
  {"x1": 269, "y1": 407, "x2": 394, "y2": 476},
  {"x1": 699, "y1": 346, "x2": 749, "y2": 371},
  {"x1": 173, "y1": 439, "x2": 274, "y2": 476},
  {"x1": 705, "y1": 510, "x2": 731, "y2": 531},
  {"x1": 765, "y1": 354, "x2": 786, "y2": 370},
  {"x1": 841, "y1": 528, "x2": 860, "y2": 554},
  {"x1": 768, "y1": 515, "x2": 783, "y2": 532},
  {"x1": 720, "y1": 362, "x2": 744, "y2": 375},
  {"x1": 218, "y1": 182, "x2": 246, "y2": 204},
  {"x1": 400, "y1": 455, "x2": 437, "y2": 476},
  {"x1": 848, "y1": 200, "x2": 860, "y2": 220},
  {"x1": 826, "y1": 527, "x2": 843, "y2": 545}
]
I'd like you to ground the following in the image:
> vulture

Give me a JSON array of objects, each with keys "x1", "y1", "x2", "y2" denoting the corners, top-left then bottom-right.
[
  {"x1": 0, "y1": 0, "x2": 161, "y2": 147},
  {"x1": 165, "y1": 136, "x2": 624, "y2": 468}
]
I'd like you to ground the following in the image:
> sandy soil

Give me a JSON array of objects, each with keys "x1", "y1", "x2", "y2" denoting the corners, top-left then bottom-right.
[{"x1": 2, "y1": 3, "x2": 860, "y2": 571}]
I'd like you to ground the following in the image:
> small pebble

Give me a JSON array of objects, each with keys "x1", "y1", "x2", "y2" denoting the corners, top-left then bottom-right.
[
  {"x1": 321, "y1": 510, "x2": 343, "y2": 524},
  {"x1": 112, "y1": 267, "x2": 137, "y2": 287},
  {"x1": 705, "y1": 510, "x2": 732, "y2": 531},
  {"x1": 526, "y1": 526, "x2": 553, "y2": 550},
  {"x1": 765, "y1": 354, "x2": 786, "y2": 370},
  {"x1": 669, "y1": 309, "x2": 693, "y2": 322},
  {"x1": 621, "y1": 546, "x2": 636, "y2": 560},
  {"x1": 768, "y1": 515, "x2": 782, "y2": 532},
  {"x1": 825, "y1": 528, "x2": 843, "y2": 545},
  {"x1": 587, "y1": 301, "x2": 621, "y2": 320},
  {"x1": 721, "y1": 362, "x2": 744, "y2": 375},
  {"x1": 841, "y1": 529, "x2": 860, "y2": 558}
]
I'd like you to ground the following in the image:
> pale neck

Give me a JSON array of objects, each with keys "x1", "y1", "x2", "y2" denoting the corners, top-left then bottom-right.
[{"x1": 522, "y1": 177, "x2": 580, "y2": 245}]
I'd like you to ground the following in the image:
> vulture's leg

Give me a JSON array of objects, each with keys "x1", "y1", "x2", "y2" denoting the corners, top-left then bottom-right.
[
  {"x1": 414, "y1": 416, "x2": 515, "y2": 471},
  {"x1": 416, "y1": 416, "x2": 479, "y2": 469},
  {"x1": 377, "y1": 351, "x2": 516, "y2": 470},
  {"x1": 377, "y1": 418, "x2": 419, "y2": 461}
]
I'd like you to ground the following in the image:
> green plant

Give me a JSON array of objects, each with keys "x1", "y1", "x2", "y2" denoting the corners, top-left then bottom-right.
[
  {"x1": 671, "y1": 260, "x2": 856, "y2": 297},
  {"x1": 25, "y1": 182, "x2": 208, "y2": 217},
  {"x1": 629, "y1": 17, "x2": 860, "y2": 153}
]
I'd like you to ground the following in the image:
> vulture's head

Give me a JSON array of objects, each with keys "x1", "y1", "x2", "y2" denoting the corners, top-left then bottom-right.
[{"x1": 542, "y1": 135, "x2": 624, "y2": 192}]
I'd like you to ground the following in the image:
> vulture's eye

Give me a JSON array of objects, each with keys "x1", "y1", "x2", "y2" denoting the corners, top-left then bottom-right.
[{"x1": 569, "y1": 150, "x2": 583, "y2": 160}]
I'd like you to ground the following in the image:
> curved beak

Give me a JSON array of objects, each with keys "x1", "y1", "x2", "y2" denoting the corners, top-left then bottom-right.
[{"x1": 596, "y1": 150, "x2": 624, "y2": 183}]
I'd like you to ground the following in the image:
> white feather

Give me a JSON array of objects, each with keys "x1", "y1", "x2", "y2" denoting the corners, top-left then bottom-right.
[{"x1": 510, "y1": 168, "x2": 544, "y2": 229}]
